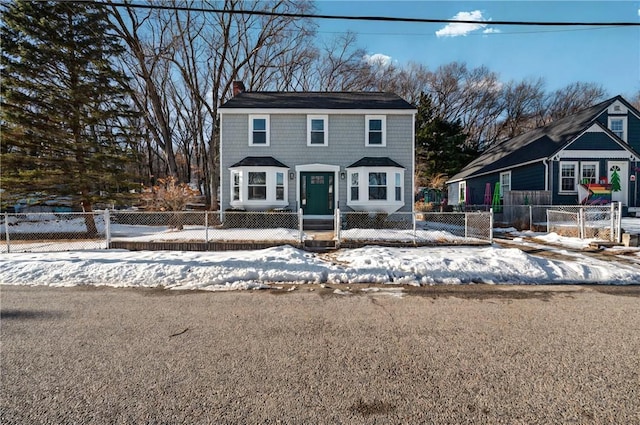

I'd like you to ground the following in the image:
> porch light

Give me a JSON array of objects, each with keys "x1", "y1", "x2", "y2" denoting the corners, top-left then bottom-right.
[
  {"x1": 289, "y1": 172, "x2": 295, "y2": 180},
  {"x1": 340, "y1": 171, "x2": 346, "y2": 180}
]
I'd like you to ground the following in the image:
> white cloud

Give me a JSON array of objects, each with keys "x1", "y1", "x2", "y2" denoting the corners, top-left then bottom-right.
[
  {"x1": 363, "y1": 53, "x2": 393, "y2": 67},
  {"x1": 482, "y1": 28, "x2": 501, "y2": 35},
  {"x1": 436, "y1": 10, "x2": 497, "y2": 38}
]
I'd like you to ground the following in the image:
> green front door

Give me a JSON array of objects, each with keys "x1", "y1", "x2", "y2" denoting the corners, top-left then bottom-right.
[{"x1": 301, "y1": 172, "x2": 334, "y2": 215}]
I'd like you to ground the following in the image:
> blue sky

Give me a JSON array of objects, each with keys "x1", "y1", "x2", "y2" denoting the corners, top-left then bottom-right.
[{"x1": 314, "y1": 1, "x2": 640, "y2": 98}]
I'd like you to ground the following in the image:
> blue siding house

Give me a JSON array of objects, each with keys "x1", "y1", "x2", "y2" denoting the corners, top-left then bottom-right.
[
  {"x1": 218, "y1": 84, "x2": 417, "y2": 218},
  {"x1": 447, "y1": 96, "x2": 640, "y2": 213}
]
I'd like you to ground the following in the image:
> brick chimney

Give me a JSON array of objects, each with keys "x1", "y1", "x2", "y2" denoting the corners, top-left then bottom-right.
[{"x1": 233, "y1": 81, "x2": 245, "y2": 97}]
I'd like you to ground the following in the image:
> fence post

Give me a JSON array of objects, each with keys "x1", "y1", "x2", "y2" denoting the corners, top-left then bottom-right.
[
  {"x1": 412, "y1": 211, "x2": 417, "y2": 244},
  {"x1": 529, "y1": 205, "x2": 533, "y2": 231},
  {"x1": 298, "y1": 208, "x2": 304, "y2": 244},
  {"x1": 104, "y1": 209, "x2": 111, "y2": 249},
  {"x1": 616, "y1": 202, "x2": 622, "y2": 243},
  {"x1": 4, "y1": 212, "x2": 10, "y2": 254},
  {"x1": 464, "y1": 212, "x2": 468, "y2": 239},
  {"x1": 204, "y1": 211, "x2": 209, "y2": 243},
  {"x1": 335, "y1": 208, "x2": 341, "y2": 243},
  {"x1": 579, "y1": 207, "x2": 585, "y2": 239},
  {"x1": 489, "y1": 208, "x2": 494, "y2": 243}
]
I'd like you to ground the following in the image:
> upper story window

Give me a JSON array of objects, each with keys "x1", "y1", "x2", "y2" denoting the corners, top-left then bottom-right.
[
  {"x1": 307, "y1": 115, "x2": 328, "y2": 146},
  {"x1": 249, "y1": 115, "x2": 270, "y2": 146},
  {"x1": 366, "y1": 115, "x2": 386, "y2": 147},
  {"x1": 608, "y1": 116, "x2": 627, "y2": 142}
]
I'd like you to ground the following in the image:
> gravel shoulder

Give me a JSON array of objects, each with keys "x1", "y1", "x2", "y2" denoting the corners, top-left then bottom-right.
[{"x1": 2, "y1": 284, "x2": 639, "y2": 424}]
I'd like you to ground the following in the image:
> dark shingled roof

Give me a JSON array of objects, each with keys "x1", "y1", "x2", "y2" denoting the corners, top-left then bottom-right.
[
  {"x1": 220, "y1": 92, "x2": 415, "y2": 110},
  {"x1": 347, "y1": 157, "x2": 405, "y2": 168},
  {"x1": 449, "y1": 95, "x2": 634, "y2": 182},
  {"x1": 230, "y1": 156, "x2": 288, "y2": 168}
]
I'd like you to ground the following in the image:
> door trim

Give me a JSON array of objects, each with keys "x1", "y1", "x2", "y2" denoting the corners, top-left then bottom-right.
[{"x1": 295, "y1": 164, "x2": 340, "y2": 213}]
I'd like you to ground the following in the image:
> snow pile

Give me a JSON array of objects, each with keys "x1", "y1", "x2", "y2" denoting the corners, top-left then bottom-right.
[{"x1": 1, "y1": 244, "x2": 638, "y2": 289}]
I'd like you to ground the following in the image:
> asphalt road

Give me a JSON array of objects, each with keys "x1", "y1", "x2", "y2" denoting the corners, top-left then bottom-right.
[{"x1": 2, "y1": 284, "x2": 639, "y2": 424}]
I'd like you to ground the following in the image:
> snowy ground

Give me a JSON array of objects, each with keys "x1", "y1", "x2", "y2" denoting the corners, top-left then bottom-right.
[{"x1": 1, "y1": 218, "x2": 639, "y2": 289}]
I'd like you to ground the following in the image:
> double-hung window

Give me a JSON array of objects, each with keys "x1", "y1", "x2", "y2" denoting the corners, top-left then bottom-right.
[
  {"x1": 248, "y1": 172, "x2": 267, "y2": 200},
  {"x1": 350, "y1": 172, "x2": 359, "y2": 201},
  {"x1": 275, "y1": 172, "x2": 285, "y2": 201},
  {"x1": 232, "y1": 171, "x2": 241, "y2": 201},
  {"x1": 368, "y1": 172, "x2": 387, "y2": 200},
  {"x1": 580, "y1": 162, "x2": 598, "y2": 185},
  {"x1": 395, "y1": 173, "x2": 402, "y2": 202},
  {"x1": 365, "y1": 115, "x2": 386, "y2": 147},
  {"x1": 307, "y1": 115, "x2": 328, "y2": 146},
  {"x1": 560, "y1": 162, "x2": 578, "y2": 192},
  {"x1": 499, "y1": 171, "x2": 511, "y2": 198},
  {"x1": 249, "y1": 115, "x2": 269, "y2": 146}
]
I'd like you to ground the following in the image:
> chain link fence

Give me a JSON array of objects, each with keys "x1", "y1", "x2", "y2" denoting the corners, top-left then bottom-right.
[
  {"x1": 1, "y1": 212, "x2": 107, "y2": 253},
  {"x1": 337, "y1": 210, "x2": 493, "y2": 244},
  {"x1": 546, "y1": 204, "x2": 621, "y2": 242}
]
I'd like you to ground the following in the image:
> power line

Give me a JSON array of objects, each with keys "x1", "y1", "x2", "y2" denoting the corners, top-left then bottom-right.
[{"x1": 99, "y1": 1, "x2": 640, "y2": 27}]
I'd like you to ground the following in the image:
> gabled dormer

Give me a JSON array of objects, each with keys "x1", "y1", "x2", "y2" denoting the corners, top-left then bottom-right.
[{"x1": 606, "y1": 98, "x2": 629, "y2": 142}]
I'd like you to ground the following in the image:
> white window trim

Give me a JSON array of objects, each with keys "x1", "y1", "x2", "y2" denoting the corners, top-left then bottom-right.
[
  {"x1": 499, "y1": 171, "x2": 511, "y2": 198},
  {"x1": 307, "y1": 115, "x2": 328, "y2": 147},
  {"x1": 559, "y1": 161, "x2": 578, "y2": 194},
  {"x1": 229, "y1": 166, "x2": 288, "y2": 209},
  {"x1": 249, "y1": 114, "x2": 270, "y2": 146},
  {"x1": 608, "y1": 116, "x2": 627, "y2": 142},
  {"x1": 347, "y1": 166, "x2": 404, "y2": 213},
  {"x1": 365, "y1": 115, "x2": 386, "y2": 147},
  {"x1": 579, "y1": 161, "x2": 599, "y2": 185},
  {"x1": 459, "y1": 181, "x2": 466, "y2": 203},
  {"x1": 231, "y1": 170, "x2": 241, "y2": 202}
]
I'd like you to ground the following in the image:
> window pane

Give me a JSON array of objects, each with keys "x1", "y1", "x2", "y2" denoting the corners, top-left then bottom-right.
[
  {"x1": 311, "y1": 175, "x2": 325, "y2": 184},
  {"x1": 252, "y1": 131, "x2": 266, "y2": 144},
  {"x1": 369, "y1": 187, "x2": 387, "y2": 200},
  {"x1": 253, "y1": 118, "x2": 266, "y2": 131},
  {"x1": 233, "y1": 187, "x2": 240, "y2": 201},
  {"x1": 369, "y1": 119, "x2": 382, "y2": 131},
  {"x1": 276, "y1": 187, "x2": 284, "y2": 201},
  {"x1": 248, "y1": 186, "x2": 266, "y2": 200},
  {"x1": 369, "y1": 173, "x2": 386, "y2": 185},
  {"x1": 395, "y1": 187, "x2": 402, "y2": 201},
  {"x1": 249, "y1": 172, "x2": 266, "y2": 184},
  {"x1": 310, "y1": 132, "x2": 325, "y2": 145},
  {"x1": 351, "y1": 173, "x2": 358, "y2": 186},
  {"x1": 368, "y1": 132, "x2": 382, "y2": 145},
  {"x1": 582, "y1": 165, "x2": 596, "y2": 184},
  {"x1": 311, "y1": 119, "x2": 324, "y2": 131},
  {"x1": 276, "y1": 172, "x2": 284, "y2": 186},
  {"x1": 351, "y1": 186, "x2": 359, "y2": 201}
]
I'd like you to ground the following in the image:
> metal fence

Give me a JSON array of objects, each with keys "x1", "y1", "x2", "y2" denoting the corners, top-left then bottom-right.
[
  {"x1": 546, "y1": 204, "x2": 622, "y2": 242},
  {"x1": 2, "y1": 209, "x2": 495, "y2": 253},
  {"x1": 337, "y1": 210, "x2": 493, "y2": 244}
]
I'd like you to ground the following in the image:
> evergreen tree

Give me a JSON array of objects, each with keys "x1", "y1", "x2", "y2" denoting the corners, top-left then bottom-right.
[
  {"x1": 415, "y1": 93, "x2": 478, "y2": 186},
  {"x1": 1, "y1": 1, "x2": 139, "y2": 232},
  {"x1": 610, "y1": 169, "x2": 621, "y2": 192}
]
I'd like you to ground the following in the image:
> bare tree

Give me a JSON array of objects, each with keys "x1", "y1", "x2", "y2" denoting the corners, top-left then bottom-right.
[{"x1": 544, "y1": 82, "x2": 607, "y2": 122}]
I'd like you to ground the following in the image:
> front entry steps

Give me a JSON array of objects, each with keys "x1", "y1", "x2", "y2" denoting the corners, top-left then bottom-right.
[
  {"x1": 304, "y1": 239, "x2": 337, "y2": 252},
  {"x1": 303, "y1": 219, "x2": 334, "y2": 231}
]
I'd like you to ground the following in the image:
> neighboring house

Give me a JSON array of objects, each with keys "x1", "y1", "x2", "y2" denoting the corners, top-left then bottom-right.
[
  {"x1": 218, "y1": 83, "x2": 416, "y2": 221},
  {"x1": 447, "y1": 95, "x2": 640, "y2": 213}
]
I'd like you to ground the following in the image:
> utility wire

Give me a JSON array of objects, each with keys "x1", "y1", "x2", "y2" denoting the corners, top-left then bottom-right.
[{"x1": 99, "y1": 1, "x2": 640, "y2": 27}]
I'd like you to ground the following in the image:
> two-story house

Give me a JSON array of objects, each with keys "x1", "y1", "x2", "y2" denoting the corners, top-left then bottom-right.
[
  {"x1": 447, "y1": 95, "x2": 640, "y2": 214},
  {"x1": 218, "y1": 83, "x2": 417, "y2": 223}
]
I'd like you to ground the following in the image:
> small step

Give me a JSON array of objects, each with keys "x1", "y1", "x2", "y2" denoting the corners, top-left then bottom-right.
[
  {"x1": 304, "y1": 239, "x2": 337, "y2": 251},
  {"x1": 303, "y1": 219, "x2": 334, "y2": 231}
]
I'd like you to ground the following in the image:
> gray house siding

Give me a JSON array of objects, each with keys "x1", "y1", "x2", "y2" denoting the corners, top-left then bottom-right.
[{"x1": 220, "y1": 113, "x2": 414, "y2": 212}]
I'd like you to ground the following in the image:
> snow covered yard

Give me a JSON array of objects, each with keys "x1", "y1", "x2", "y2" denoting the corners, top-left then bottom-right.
[{"x1": 2, "y1": 216, "x2": 639, "y2": 289}]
